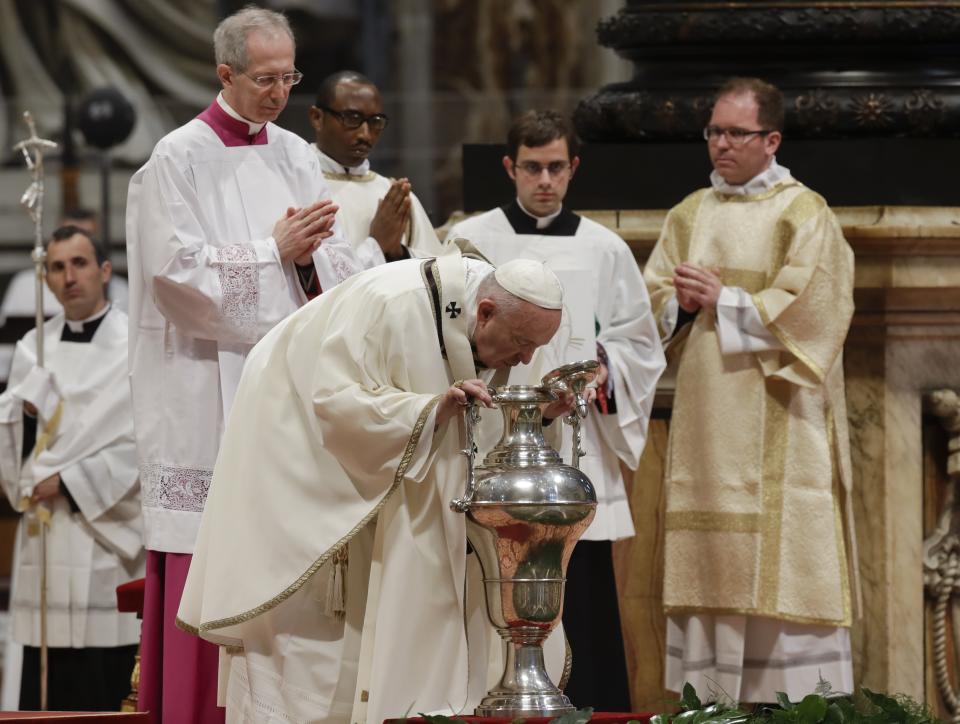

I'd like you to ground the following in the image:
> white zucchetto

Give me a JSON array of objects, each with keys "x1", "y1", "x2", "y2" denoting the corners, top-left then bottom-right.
[{"x1": 494, "y1": 259, "x2": 563, "y2": 310}]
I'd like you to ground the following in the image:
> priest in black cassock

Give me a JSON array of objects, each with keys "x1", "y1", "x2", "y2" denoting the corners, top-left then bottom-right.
[{"x1": 446, "y1": 110, "x2": 665, "y2": 711}]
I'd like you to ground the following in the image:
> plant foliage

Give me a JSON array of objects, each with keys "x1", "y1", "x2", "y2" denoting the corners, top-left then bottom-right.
[{"x1": 647, "y1": 682, "x2": 941, "y2": 724}]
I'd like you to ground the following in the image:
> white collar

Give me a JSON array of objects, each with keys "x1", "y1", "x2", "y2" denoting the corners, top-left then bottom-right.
[
  {"x1": 710, "y1": 157, "x2": 791, "y2": 196},
  {"x1": 516, "y1": 198, "x2": 562, "y2": 229},
  {"x1": 312, "y1": 144, "x2": 371, "y2": 176},
  {"x1": 65, "y1": 302, "x2": 110, "y2": 333},
  {"x1": 217, "y1": 92, "x2": 267, "y2": 136}
]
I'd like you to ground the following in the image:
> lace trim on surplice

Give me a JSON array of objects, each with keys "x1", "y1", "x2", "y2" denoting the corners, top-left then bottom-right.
[
  {"x1": 141, "y1": 463, "x2": 212, "y2": 513},
  {"x1": 216, "y1": 245, "x2": 259, "y2": 336},
  {"x1": 319, "y1": 246, "x2": 356, "y2": 285}
]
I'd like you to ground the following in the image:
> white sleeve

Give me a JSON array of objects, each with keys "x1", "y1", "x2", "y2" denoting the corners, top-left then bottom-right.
[
  {"x1": 350, "y1": 236, "x2": 388, "y2": 270},
  {"x1": 715, "y1": 286, "x2": 784, "y2": 354},
  {"x1": 0, "y1": 345, "x2": 33, "y2": 507},
  {"x1": 310, "y1": 213, "x2": 371, "y2": 289},
  {"x1": 660, "y1": 296, "x2": 680, "y2": 338},
  {"x1": 132, "y1": 155, "x2": 296, "y2": 345}
]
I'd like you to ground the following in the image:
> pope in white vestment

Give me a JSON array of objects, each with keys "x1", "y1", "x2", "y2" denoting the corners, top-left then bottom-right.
[
  {"x1": 178, "y1": 251, "x2": 569, "y2": 724},
  {"x1": 0, "y1": 303, "x2": 143, "y2": 709}
]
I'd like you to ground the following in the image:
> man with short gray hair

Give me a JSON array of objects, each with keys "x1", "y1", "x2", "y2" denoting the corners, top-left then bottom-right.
[{"x1": 126, "y1": 6, "x2": 365, "y2": 722}]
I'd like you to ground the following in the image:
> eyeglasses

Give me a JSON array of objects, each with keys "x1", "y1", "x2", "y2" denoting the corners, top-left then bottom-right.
[
  {"x1": 319, "y1": 106, "x2": 389, "y2": 132},
  {"x1": 513, "y1": 160, "x2": 571, "y2": 178},
  {"x1": 703, "y1": 126, "x2": 773, "y2": 147},
  {"x1": 243, "y1": 70, "x2": 303, "y2": 88}
]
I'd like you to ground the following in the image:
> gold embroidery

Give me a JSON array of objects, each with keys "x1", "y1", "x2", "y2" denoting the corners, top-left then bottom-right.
[
  {"x1": 663, "y1": 603, "x2": 849, "y2": 628},
  {"x1": 174, "y1": 617, "x2": 199, "y2": 636},
  {"x1": 198, "y1": 395, "x2": 442, "y2": 633},
  {"x1": 669, "y1": 188, "x2": 709, "y2": 263},
  {"x1": 756, "y1": 380, "x2": 790, "y2": 615},
  {"x1": 713, "y1": 179, "x2": 801, "y2": 203},
  {"x1": 33, "y1": 400, "x2": 64, "y2": 457},
  {"x1": 717, "y1": 268, "x2": 766, "y2": 294},
  {"x1": 768, "y1": 189, "x2": 823, "y2": 274},
  {"x1": 665, "y1": 510, "x2": 761, "y2": 533},
  {"x1": 558, "y1": 633, "x2": 573, "y2": 691},
  {"x1": 322, "y1": 170, "x2": 376, "y2": 183},
  {"x1": 828, "y1": 408, "x2": 853, "y2": 625},
  {"x1": 754, "y1": 294, "x2": 826, "y2": 382}
]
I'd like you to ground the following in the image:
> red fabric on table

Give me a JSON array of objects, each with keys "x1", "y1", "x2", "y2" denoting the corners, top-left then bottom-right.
[
  {"x1": 385, "y1": 714, "x2": 653, "y2": 724},
  {"x1": 0, "y1": 714, "x2": 150, "y2": 721},
  {"x1": 115, "y1": 578, "x2": 146, "y2": 617}
]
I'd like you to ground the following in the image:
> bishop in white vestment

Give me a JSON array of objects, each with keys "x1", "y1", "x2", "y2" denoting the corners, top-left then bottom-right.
[
  {"x1": 0, "y1": 228, "x2": 143, "y2": 711},
  {"x1": 178, "y1": 252, "x2": 570, "y2": 723}
]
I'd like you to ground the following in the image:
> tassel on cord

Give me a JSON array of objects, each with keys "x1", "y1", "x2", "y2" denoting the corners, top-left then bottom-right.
[{"x1": 324, "y1": 546, "x2": 348, "y2": 620}]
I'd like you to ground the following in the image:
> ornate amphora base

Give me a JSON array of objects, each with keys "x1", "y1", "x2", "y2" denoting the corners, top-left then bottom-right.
[{"x1": 453, "y1": 376, "x2": 598, "y2": 718}]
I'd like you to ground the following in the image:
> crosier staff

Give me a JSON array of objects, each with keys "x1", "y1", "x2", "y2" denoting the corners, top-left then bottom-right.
[{"x1": 13, "y1": 110, "x2": 58, "y2": 712}]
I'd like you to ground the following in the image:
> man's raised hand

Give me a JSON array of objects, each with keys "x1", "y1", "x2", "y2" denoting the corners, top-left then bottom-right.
[
  {"x1": 274, "y1": 199, "x2": 339, "y2": 266},
  {"x1": 370, "y1": 179, "x2": 412, "y2": 258}
]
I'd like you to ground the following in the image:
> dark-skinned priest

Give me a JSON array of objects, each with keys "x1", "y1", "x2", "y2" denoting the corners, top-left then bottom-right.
[{"x1": 178, "y1": 250, "x2": 573, "y2": 723}]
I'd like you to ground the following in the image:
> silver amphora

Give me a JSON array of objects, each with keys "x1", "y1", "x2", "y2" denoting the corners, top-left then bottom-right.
[{"x1": 451, "y1": 363, "x2": 599, "y2": 718}]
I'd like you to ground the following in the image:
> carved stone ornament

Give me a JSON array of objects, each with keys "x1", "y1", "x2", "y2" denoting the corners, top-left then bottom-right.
[
  {"x1": 575, "y1": 1, "x2": 960, "y2": 141},
  {"x1": 922, "y1": 389, "x2": 960, "y2": 721}
]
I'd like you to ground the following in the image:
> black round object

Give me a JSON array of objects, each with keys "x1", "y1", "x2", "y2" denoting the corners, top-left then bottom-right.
[{"x1": 77, "y1": 87, "x2": 136, "y2": 150}]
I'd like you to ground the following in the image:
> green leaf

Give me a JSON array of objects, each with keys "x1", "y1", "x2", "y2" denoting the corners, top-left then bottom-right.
[
  {"x1": 822, "y1": 703, "x2": 846, "y2": 724},
  {"x1": 417, "y1": 715, "x2": 457, "y2": 724},
  {"x1": 860, "y1": 689, "x2": 908, "y2": 722},
  {"x1": 549, "y1": 707, "x2": 593, "y2": 724},
  {"x1": 795, "y1": 694, "x2": 828, "y2": 722},
  {"x1": 776, "y1": 692, "x2": 795, "y2": 711},
  {"x1": 682, "y1": 683, "x2": 703, "y2": 711}
]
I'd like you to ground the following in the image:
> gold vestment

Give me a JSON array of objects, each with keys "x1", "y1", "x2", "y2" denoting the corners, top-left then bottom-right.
[{"x1": 645, "y1": 180, "x2": 858, "y2": 626}]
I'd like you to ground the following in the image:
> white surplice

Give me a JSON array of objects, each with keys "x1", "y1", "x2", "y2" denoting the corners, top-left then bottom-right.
[
  {"x1": 312, "y1": 146, "x2": 444, "y2": 265},
  {"x1": 0, "y1": 307, "x2": 143, "y2": 648},
  {"x1": 446, "y1": 207, "x2": 666, "y2": 541},
  {"x1": 125, "y1": 107, "x2": 367, "y2": 554},
  {"x1": 178, "y1": 250, "x2": 564, "y2": 723}
]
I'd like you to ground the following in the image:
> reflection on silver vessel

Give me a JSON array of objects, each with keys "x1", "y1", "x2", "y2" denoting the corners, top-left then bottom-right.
[{"x1": 451, "y1": 362, "x2": 599, "y2": 718}]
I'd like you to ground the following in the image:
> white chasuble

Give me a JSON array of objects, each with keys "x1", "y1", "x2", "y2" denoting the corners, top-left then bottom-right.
[
  {"x1": 126, "y1": 115, "x2": 367, "y2": 553},
  {"x1": 446, "y1": 208, "x2": 666, "y2": 541},
  {"x1": 644, "y1": 179, "x2": 859, "y2": 627},
  {"x1": 0, "y1": 308, "x2": 143, "y2": 647},
  {"x1": 178, "y1": 250, "x2": 563, "y2": 723},
  {"x1": 313, "y1": 145, "x2": 445, "y2": 265}
]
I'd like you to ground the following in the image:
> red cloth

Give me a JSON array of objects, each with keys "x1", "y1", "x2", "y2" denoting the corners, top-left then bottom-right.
[
  {"x1": 0, "y1": 715, "x2": 149, "y2": 721},
  {"x1": 385, "y1": 715, "x2": 652, "y2": 724},
  {"x1": 115, "y1": 578, "x2": 146, "y2": 617},
  {"x1": 138, "y1": 551, "x2": 224, "y2": 724}
]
